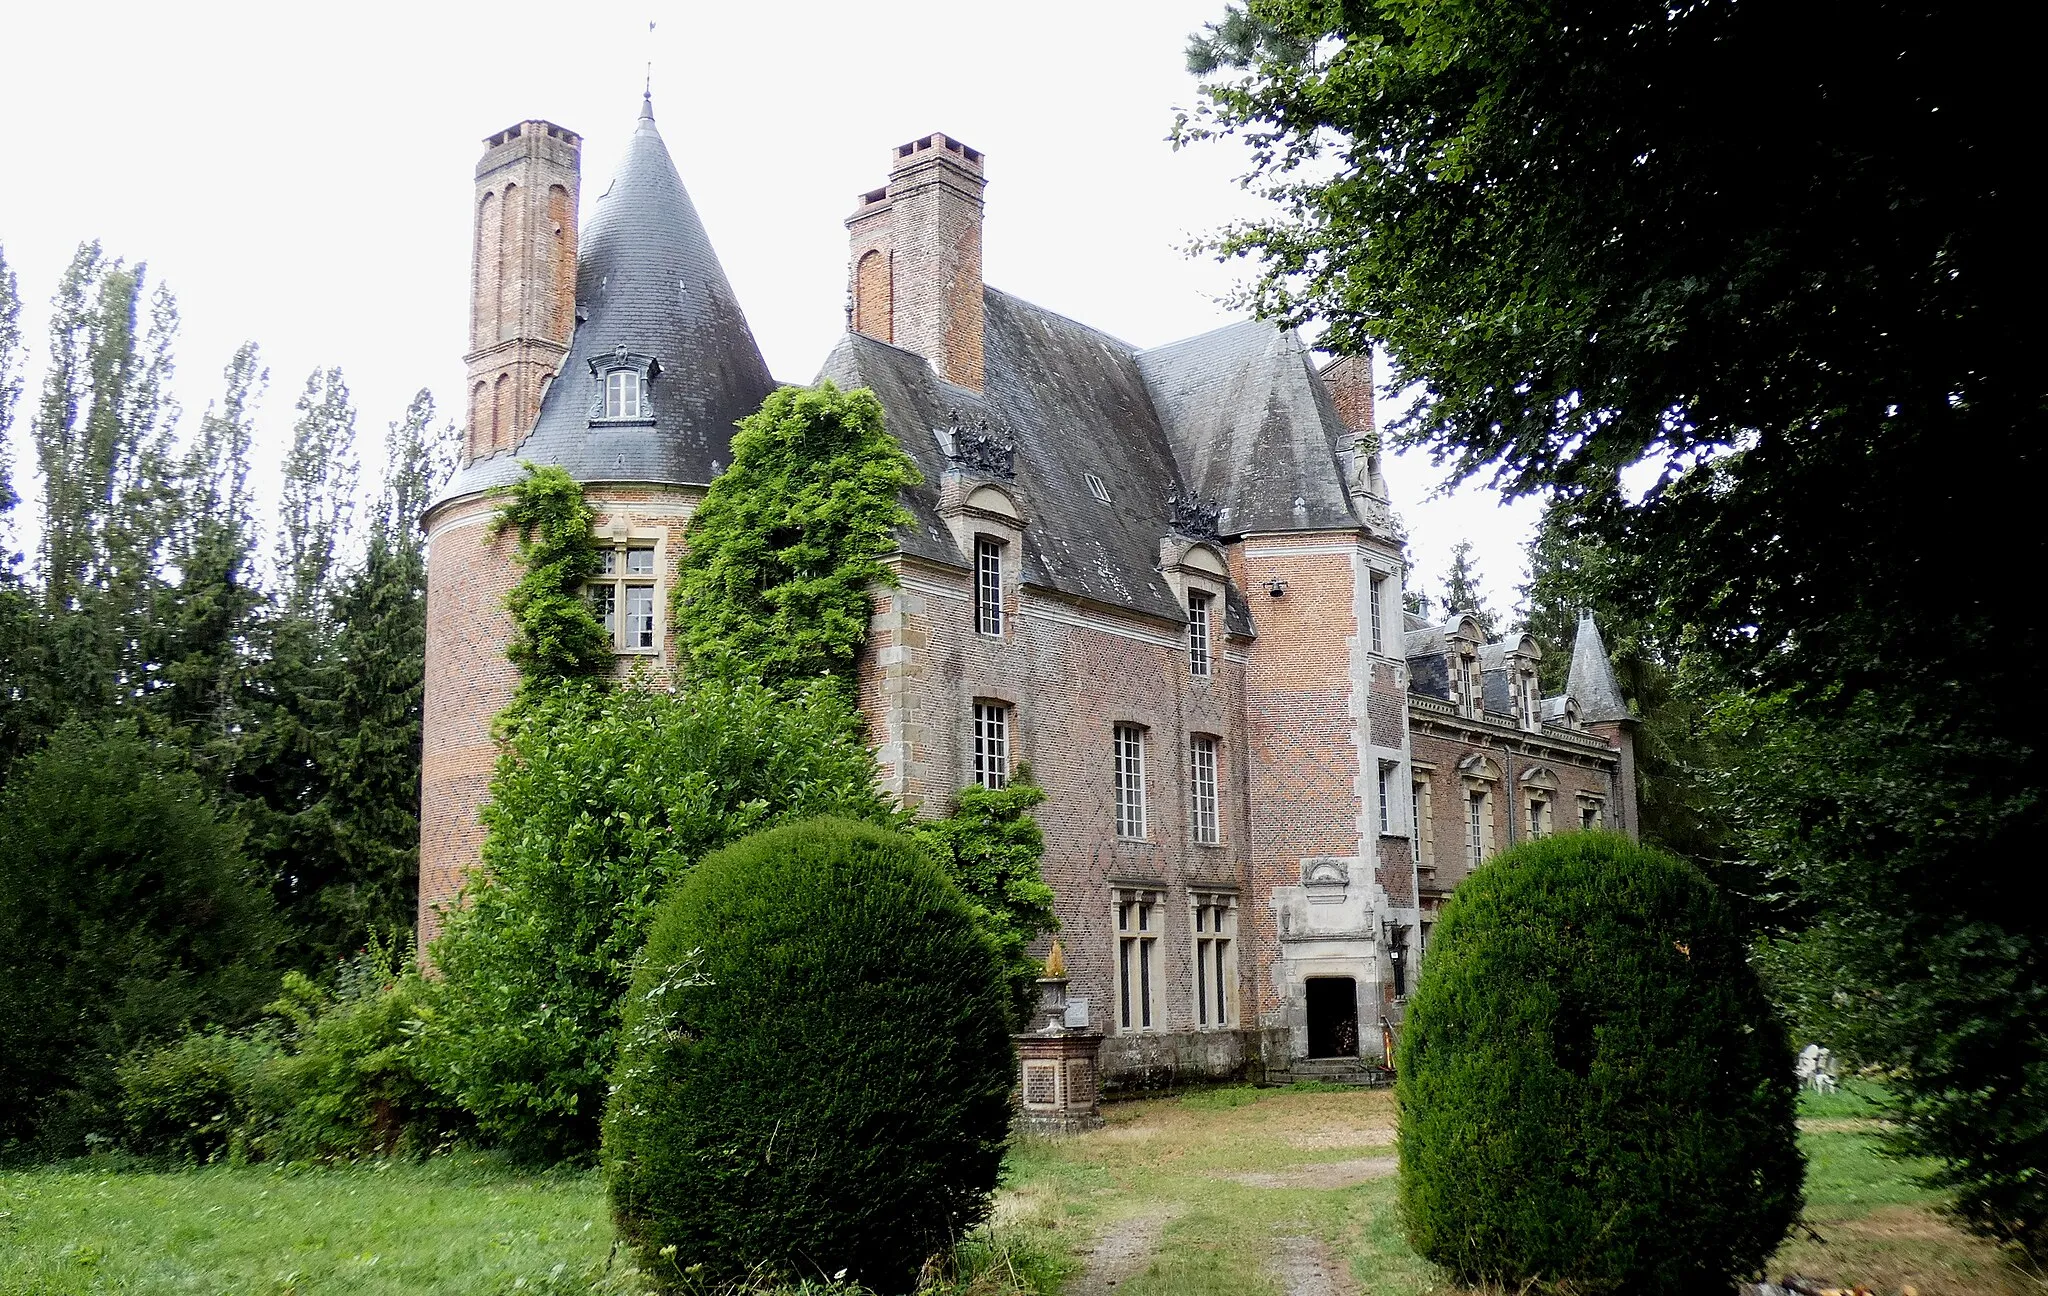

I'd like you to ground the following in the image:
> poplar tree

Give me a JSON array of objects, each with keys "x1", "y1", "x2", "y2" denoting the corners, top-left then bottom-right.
[
  {"x1": 275, "y1": 367, "x2": 358, "y2": 621},
  {"x1": 0, "y1": 243, "x2": 45, "y2": 779},
  {"x1": 154, "y1": 343, "x2": 267, "y2": 762}
]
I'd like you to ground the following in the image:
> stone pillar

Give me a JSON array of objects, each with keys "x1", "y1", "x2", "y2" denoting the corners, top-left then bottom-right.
[{"x1": 1012, "y1": 971, "x2": 1104, "y2": 1136}]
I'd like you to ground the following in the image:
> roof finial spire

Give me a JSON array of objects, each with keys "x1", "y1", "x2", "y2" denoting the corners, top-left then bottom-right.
[{"x1": 644, "y1": 18, "x2": 657, "y2": 113}]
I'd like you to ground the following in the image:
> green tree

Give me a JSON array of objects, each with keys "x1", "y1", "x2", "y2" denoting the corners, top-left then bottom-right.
[
  {"x1": 911, "y1": 770, "x2": 1059, "y2": 1030},
  {"x1": 275, "y1": 367, "x2": 358, "y2": 622},
  {"x1": 1184, "y1": 0, "x2": 2042, "y2": 1252},
  {"x1": 0, "y1": 243, "x2": 49, "y2": 781},
  {"x1": 675, "y1": 382, "x2": 919, "y2": 693},
  {"x1": 1398, "y1": 833, "x2": 1802, "y2": 1293},
  {"x1": 315, "y1": 391, "x2": 449, "y2": 954},
  {"x1": 424, "y1": 679, "x2": 900, "y2": 1163},
  {"x1": 0, "y1": 720, "x2": 278, "y2": 1152},
  {"x1": 153, "y1": 343, "x2": 267, "y2": 768},
  {"x1": 0, "y1": 242, "x2": 21, "y2": 522},
  {"x1": 1435, "y1": 539, "x2": 1494, "y2": 636}
]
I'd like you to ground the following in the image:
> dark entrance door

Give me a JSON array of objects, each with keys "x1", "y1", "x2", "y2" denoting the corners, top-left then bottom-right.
[{"x1": 1305, "y1": 977, "x2": 1359, "y2": 1058}]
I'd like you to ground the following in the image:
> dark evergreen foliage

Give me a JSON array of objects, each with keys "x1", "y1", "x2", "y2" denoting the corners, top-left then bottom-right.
[
  {"x1": 0, "y1": 721, "x2": 279, "y2": 1153},
  {"x1": 605, "y1": 818, "x2": 1015, "y2": 1294},
  {"x1": 1397, "y1": 833, "x2": 1802, "y2": 1293}
]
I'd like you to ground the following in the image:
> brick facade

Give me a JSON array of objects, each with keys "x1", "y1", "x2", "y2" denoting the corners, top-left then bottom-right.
[{"x1": 417, "y1": 104, "x2": 1638, "y2": 1080}]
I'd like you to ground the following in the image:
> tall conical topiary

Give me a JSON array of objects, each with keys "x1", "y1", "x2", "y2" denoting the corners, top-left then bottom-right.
[
  {"x1": 1397, "y1": 832, "x2": 1803, "y2": 1294},
  {"x1": 604, "y1": 817, "x2": 1015, "y2": 1294}
]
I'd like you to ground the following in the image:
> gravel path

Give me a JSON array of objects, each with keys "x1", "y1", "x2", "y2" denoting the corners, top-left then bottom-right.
[
  {"x1": 1068, "y1": 1203, "x2": 1183, "y2": 1294},
  {"x1": 1225, "y1": 1156, "x2": 1399, "y2": 1189},
  {"x1": 1269, "y1": 1234, "x2": 1358, "y2": 1296}
]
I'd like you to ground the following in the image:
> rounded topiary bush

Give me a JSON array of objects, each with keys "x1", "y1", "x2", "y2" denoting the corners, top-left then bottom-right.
[
  {"x1": 1397, "y1": 832, "x2": 1803, "y2": 1294},
  {"x1": 604, "y1": 817, "x2": 1016, "y2": 1294}
]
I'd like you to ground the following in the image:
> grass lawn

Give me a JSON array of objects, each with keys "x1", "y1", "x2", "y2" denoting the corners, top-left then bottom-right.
[{"x1": 2, "y1": 1082, "x2": 2038, "y2": 1295}]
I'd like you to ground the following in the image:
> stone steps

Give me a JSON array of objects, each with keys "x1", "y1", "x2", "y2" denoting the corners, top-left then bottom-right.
[{"x1": 1265, "y1": 1057, "x2": 1393, "y2": 1088}]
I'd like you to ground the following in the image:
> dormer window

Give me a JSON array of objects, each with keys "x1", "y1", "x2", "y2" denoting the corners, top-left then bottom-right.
[
  {"x1": 605, "y1": 369, "x2": 643, "y2": 420},
  {"x1": 588, "y1": 348, "x2": 660, "y2": 424}
]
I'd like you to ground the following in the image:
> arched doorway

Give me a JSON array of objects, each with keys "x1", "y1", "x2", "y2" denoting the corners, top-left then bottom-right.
[{"x1": 1306, "y1": 977, "x2": 1359, "y2": 1058}]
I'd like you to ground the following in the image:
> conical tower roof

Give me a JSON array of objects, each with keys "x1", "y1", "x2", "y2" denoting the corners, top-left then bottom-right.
[
  {"x1": 443, "y1": 92, "x2": 775, "y2": 499},
  {"x1": 1566, "y1": 611, "x2": 1632, "y2": 723}
]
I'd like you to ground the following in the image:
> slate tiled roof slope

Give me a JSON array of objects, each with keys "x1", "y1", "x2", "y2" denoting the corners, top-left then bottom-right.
[
  {"x1": 1135, "y1": 319, "x2": 1358, "y2": 536},
  {"x1": 822, "y1": 290, "x2": 1362, "y2": 636},
  {"x1": 440, "y1": 96, "x2": 774, "y2": 503}
]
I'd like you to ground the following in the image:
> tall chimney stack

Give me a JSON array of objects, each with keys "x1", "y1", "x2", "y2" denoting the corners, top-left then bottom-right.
[
  {"x1": 465, "y1": 119, "x2": 581, "y2": 464},
  {"x1": 846, "y1": 132, "x2": 986, "y2": 392}
]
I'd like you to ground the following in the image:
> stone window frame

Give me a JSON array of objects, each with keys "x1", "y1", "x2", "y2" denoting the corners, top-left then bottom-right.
[
  {"x1": 973, "y1": 535, "x2": 1005, "y2": 637},
  {"x1": 1112, "y1": 884, "x2": 1166, "y2": 1034},
  {"x1": 1187, "y1": 589, "x2": 1213, "y2": 678},
  {"x1": 1367, "y1": 569, "x2": 1389, "y2": 657},
  {"x1": 1411, "y1": 765, "x2": 1436, "y2": 870},
  {"x1": 1189, "y1": 888, "x2": 1240, "y2": 1030},
  {"x1": 1520, "y1": 765, "x2": 1560, "y2": 840},
  {"x1": 586, "y1": 525, "x2": 667, "y2": 656},
  {"x1": 586, "y1": 346, "x2": 660, "y2": 427},
  {"x1": 1576, "y1": 793, "x2": 1607, "y2": 832},
  {"x1": 1159, "y1": 539, "x2": 1231, "y2": 688},
  {"x1": 1458, "y1": 753, "x2": 1503, "y2": 870}
]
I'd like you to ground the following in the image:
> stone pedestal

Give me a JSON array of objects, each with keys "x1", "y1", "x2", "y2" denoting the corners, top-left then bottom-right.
[{"x1": 1013, "y1": 973, "x2": 1104, "y2": 1135}]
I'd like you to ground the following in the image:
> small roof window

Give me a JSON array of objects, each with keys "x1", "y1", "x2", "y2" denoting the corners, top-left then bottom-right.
[{"x1": 1084, "y1": 472, "x2": 1111, "y2": 504}]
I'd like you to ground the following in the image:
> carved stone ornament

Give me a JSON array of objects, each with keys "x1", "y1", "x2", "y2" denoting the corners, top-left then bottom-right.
[
  {"x1": 941, "y1": 407, "x2": 1016, "y2": 480},
  {"x1": 1168, "y1": 492, "x2": 1222, "y2": 541},
  {"x1": 1302, "y1": 855, "x2": 1352, "y2": 905}
]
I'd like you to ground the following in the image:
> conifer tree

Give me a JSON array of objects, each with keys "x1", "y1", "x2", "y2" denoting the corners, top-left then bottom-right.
[
  {"x1": 1437, "y1": 539, "x2": 1496, "y2": 637},
  {"x1": 154, "y1": 343, "x2": 267, "y2": 762},
  {"x1": 318, "y1": 390, "x2": 448, "y2": 953}
]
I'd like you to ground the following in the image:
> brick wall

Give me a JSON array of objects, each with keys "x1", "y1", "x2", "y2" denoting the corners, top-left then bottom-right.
[
  {"x1": 416, "y1": 482, "x2": 701, "y2": 947},
  {"x1": 848, "y1": 133, "x2": 985, "y2": 391}
]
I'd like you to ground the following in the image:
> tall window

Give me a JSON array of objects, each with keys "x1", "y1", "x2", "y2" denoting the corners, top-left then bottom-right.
[
  {"x1": 1193, "y1": 894, "x2": 1236, "y2": 1027},
  {"x1": 1187, "y1": 592, "x2": 1211, "y2": 677},
  {"x1": 974, "y1": 538, "x2": 1003, "y2": 636},
  {"x1": 1467, "y1": 790, "x2": 1487, "y2": 869},
  {"x1": 1369, "y1": 573, "x2": 1385, "y2": 655},
  {"x1": 1114, "y1": 725, "x2": 1147, "y2": 839},
  {"x1": 587, "y1": 544, "x2": 658, "y2": 651},
  {"x1": 973, "y1": 702, "x2": 1009, "y2": 789},
  {"x1": 604, "y1": 369, "x2": 643, "y2": 419},
  {"x1": 1116, "y1": 893, "x2": 1159, "y2": 1031},
  {"x1": 1377, "y1": 760, "x2": 1396, "y2": 835},
  {"x1": 1189, "y1": 735, "x2": 1219, "y2": 845},
  {"x1": 1581, "y1": 801, "x2": 1602, "y2": 831},
  {"x1": 1410, "y1": 780, "x2": 1425, "y2": 863},
  {"x1": 1528, "y1": 797, "x2": 1550, "y2": 839}
]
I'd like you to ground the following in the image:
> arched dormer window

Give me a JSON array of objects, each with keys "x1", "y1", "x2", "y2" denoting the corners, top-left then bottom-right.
[
  {"x1": 605, "y1": 369, "x2": 642, "y2": 419},
  {"x1": 587, "y1": 346, "x2": 661, "y2": 425}
]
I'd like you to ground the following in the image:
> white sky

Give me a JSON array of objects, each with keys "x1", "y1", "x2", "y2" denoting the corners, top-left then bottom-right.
[{"x1": 1, "y1": 0, "x2": 1540, "y2": 620}]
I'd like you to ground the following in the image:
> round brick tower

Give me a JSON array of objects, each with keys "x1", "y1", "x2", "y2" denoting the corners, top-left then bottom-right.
[{"x1": 417, "y1": 93, "x2": 775, "y2": 945}]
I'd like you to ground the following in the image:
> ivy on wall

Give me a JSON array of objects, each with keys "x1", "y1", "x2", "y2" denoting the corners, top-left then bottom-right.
[
  {"x1": 674, "y1": 382, "x2": 921, "y2": 694},
  {"x1": 491, "y1": 463, "x2": 611, "y2": 693}
]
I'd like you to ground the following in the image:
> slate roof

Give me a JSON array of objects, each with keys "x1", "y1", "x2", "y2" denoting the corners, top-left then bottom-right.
[
  {"x1": 1135, "y1": 321, "x2": 1357, "y2": 536},
  {"x1": 1566, "y1": 612, "x2": 1632, "y2": 722},
  {"x1": 439, "y1": 94, "x2": 774, "y2": 503},
  {"x1": 822, "y1": 290, "x2": 1280, "y2": 634}
]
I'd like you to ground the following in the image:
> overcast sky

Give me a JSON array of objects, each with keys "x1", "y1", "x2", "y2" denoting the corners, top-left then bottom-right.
[{"x1": 1, "y1": 0, "x2": 1542, "y2": 621}]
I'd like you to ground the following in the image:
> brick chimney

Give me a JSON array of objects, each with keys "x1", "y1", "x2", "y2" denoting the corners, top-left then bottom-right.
[
  {"x1": 465, "y1": 119, "x2": 581, "y2": 463},
  {"x1": 846, "y1": 132, "x2": 986, "y2": 392},
  {"x1": 1319, "y1": 351, "x2": 1375, "y2": 440}
]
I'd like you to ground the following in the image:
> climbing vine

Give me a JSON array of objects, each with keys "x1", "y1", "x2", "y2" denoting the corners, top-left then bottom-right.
[
  {"x1": 492, "y1": 462, "x2": 611, "y2": 692},
  {"x1": 675, "y1": 381, "x2": 921, "y2": 694}
]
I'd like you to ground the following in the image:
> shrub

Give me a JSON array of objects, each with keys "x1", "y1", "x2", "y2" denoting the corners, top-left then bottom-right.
[
  {"x1": 120, "y1": 938, "x2": 463, "y2": 1163},
  {"x1": 0, "y1": 720, "x2": 279, "y2": 1153},
  {"x1": 910, "y1": 768, "x2": 1058, "y2": 1030},
  {"x1": 425, "y1": 680, "x2": 901, "y2": 1164},
  {"x1": 118, "y1": 1028, "x2": 280, "y2": 1164},
  {"x1": 1397, "y1": 832, "x2": 1803, "y2": 1294},
  {"x1": 605, "y1": 818, "x2": 1015, "y2": 1294}
]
